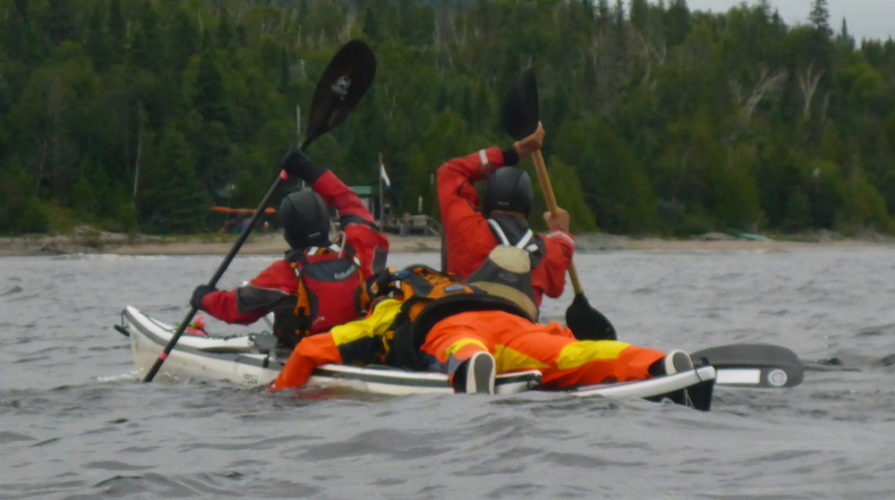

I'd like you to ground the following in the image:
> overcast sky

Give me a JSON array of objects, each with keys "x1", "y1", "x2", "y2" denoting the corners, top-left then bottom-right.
[{"x1": 684, "y1": 0, "x2": 895, "y2": 41}]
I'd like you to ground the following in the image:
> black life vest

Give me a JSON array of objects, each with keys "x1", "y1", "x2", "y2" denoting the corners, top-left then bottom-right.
[{"x1": 380, "y1": 265, "x2": 530, "y2": 370}]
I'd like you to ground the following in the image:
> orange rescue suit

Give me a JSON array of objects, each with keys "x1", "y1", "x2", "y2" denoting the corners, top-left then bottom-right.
[{"x1": 270, "y1": 300, "x2": 665, "y2": 390}]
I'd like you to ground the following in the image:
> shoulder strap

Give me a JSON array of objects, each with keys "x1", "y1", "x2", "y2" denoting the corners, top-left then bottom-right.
[
  {"x1": 487, "y1": 218, "x2": 510, "y2": 245},
  {"x1": 488, "y1": 218, "x2": 534, "y2": 249}
]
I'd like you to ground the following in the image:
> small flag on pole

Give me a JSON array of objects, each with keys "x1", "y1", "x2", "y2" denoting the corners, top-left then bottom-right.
[{"x1": 379, "y1": 156, "x2": 391, "y2": 188}]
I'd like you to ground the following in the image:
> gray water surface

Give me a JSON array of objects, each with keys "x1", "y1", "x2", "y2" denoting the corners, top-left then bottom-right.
[{"x1": 2, "y1": 248, "x2": 894, "y2": 499}]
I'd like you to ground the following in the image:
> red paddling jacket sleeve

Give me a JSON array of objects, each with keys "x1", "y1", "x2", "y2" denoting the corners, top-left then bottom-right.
[
  {"x1": 437, "y1": 147, "x2": 574, "y2": 303},
  {"x1": 200, "y1": 170, "x2": 389, "y2": 324},
  {"x1": 313, "y1": 169, "x2": 389, "y2": 278}
]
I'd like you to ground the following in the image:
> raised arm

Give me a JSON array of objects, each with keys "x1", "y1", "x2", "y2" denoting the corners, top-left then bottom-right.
[
  {"x1": 436, "y1": 147, "x2": 510, "y2": 277},
  {"x1": 281, "y1": 148, "x2": 388, "y2": 276}
]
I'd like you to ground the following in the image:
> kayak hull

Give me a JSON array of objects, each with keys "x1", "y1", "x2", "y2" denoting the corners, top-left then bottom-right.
[{"x1": 119, "y1": 306, "x2": 715, "y2": 409}]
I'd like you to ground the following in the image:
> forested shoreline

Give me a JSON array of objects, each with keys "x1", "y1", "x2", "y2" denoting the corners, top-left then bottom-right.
[{"x1": 1, "y1": 0, "x2": 893, "y2": 237}]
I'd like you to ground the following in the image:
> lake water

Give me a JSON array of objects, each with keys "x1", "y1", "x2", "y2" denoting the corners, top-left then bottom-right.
[{"x1": 2, "y1": 248, "x2": 894, "y2": 498}]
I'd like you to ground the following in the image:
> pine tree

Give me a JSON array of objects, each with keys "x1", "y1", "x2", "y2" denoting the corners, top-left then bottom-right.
[
  {"x1": 194, "y1": 49, "x2": 230, "y2": 124},
  {"x1": 809, "y1": 0, "x2": 832, "y2": 38}
]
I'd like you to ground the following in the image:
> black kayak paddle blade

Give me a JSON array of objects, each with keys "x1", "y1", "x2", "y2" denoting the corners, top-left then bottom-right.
[
  {"x1": 566, "y1": 293, "x2": 617, "y2": 341},
  {"x1": 143, "y1": 40, "x2": 376, "y2": 383},
  {"x1": 501, "y1": 68, "x2": 540, "y2": 140},
  {"x1": 304, "y1": 39, "x2": 377, "y2": 149}
]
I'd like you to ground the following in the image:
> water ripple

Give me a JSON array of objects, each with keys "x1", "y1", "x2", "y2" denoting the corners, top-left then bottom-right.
[{"x1": 2, "y1": 250, "x2": 895, "y2": 498}]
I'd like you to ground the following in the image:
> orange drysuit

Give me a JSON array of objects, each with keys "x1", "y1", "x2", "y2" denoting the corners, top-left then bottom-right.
[
  {"x1": 421, "y1": 310, "x2": 664, "y2": 387},
  {"x1": 270, "y1": 299, "x2": 665, "y2": 390},
  {"x1": 437, "y1": 147, "x2": 575, "y2": 304}
]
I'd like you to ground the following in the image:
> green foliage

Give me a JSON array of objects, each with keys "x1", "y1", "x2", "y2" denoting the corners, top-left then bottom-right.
[
  {"x1": 138, "y1": 127, "x2": 209, "y2": 234},
  {"x1": 834, "y1": 168, "x2": 894, "y2": 234},
  {"x1": 707, "y1": 157, "x2": 763, "y2": 232},
  {"x1": 539, "y1": 156, "x2": 597, "y2": 233},
  {"x1": 0, "y1": 0, "x2": 893, "y2": 237},
  {"x1": 0, "y1": 162, "x2": 49, "y2": 234}
]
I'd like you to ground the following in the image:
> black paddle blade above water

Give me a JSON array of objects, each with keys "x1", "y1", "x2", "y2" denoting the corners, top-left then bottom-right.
[
  {"x1": 143, "y1": 40, "x2": 375, "y2": 383},
  {"x1": 304, "y1": 39, "x2": 377, "y2": 148},
  {"x1": 565, "y1": 293, "x2": 617, "y2": 341},
  {"x1": 501, "y1": 68, "x2": 539, "y2": 140}
]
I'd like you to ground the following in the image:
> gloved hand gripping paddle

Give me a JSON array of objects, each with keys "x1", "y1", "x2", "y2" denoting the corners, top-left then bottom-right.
[
  {"x1": 143, "y1": 40, "x2": 377, "y2": 382},
  {"x1": 501, "y1": 68, "x2": 617, "y2": 341}
]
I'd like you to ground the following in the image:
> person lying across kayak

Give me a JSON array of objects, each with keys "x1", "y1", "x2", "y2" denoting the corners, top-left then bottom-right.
[
  {"x1": 269, "y1": 250, "x2": 693, "y2": 394},
  {"x1": 190, "y1": 149, "x2": 389, "y2": 348},
  {"x1": 437, "y1": 122, "x2": 573, "y2": 308}
]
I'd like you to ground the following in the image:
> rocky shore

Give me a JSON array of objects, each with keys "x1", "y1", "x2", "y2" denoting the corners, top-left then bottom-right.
[{"x1": 1, "y1": 228, "x2": 892, "y2": 257}]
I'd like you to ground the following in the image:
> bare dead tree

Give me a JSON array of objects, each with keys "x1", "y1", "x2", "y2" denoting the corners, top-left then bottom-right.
[
  {"x1": 434, "y1": 7, "x2": 456, "y2": 70},
  {"x1": 232, "y1": 2, "x2": 245, "y2": 24},
  {"x1": 797, "y1": 61, "x2": 823, "y2": 120},
  {"x1": 629, "y1": 29, "x2": 666, "y2": 87},
  {"x1": 731, "y1": 66, "x2": 787, "y2": 123},
  {"x1": 294, "y1": 58, "x2": 306, "y2": 82},
  {"x1": 337, "y1": 8, "x2": 356, "y2": 43},
  {"x1": 45, "y1": 77, "x2": 67, "y2": 194},
  {"x1": 450, "y1": 10, "x2": 467, "y2": 50},
  {"x1": 133, "y1": 107, "x2": 142, "y2": 201},
  {"x1": 36, "y1": 141, "x2": 48, "y2": 193}
]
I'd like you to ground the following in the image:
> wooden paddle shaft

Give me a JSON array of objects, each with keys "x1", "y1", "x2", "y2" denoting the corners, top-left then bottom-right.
[
  {"x1": 211, "y1": 206, "x2": 277, "y2": 214},
  {"x1": 532, "y1": 150, "x2": 583, "y2": 294}
]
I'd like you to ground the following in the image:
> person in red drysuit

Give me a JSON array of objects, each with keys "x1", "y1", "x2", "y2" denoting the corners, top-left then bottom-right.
[
  {"x1": 190, "y1": 148, "x2": 389, "y2": 348},
  {"x1": 437, "y1": 123, "x2": 574, "y2": 306}
]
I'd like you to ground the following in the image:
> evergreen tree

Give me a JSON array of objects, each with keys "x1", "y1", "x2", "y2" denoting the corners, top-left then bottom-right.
[
  {"x1": 0, "y1": 161, "x2": 49, "y2": 234},
  {"x1": 108, "y1": 0, "x2": 124, "y2": 44},
  {"x1": 665, "y1": 0, "x2": 692, "y2": 47},
  {"x1": 86, "y1": 4, "x2": 110, "y2": 70},
  {"x1": 194, "y1": 49, "x2": 230, "y2": 124},
  {"x1": 809, "y1": 0, "x2": 832, "y2": 38},
  {"x1": 138, "y1": 128, "x2": 209, "y2": 233},
  {"x1": 43, "y1": 0, "x2": 76, "y2": 45},
  {"x1": 0, "y1": 0, "x2": 893, "y2": 237},
  {"x1": 630, "y1": 0, "x2": 649, "y2": 32}
]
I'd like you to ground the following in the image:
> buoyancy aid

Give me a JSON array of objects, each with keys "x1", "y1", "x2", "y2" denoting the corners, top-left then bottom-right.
[
  {"x1": 459, "y1": 214, "x2": 540, "y2": 321},
  {"x1": 378, "y1": 265, "x2": 530, "y2": 370},
  {"x1": 486, "y1": 213, "x2": 545, "y2": 269},
  {"x1": 274, "y1": 243, "x2": 370, "y2": 347}
]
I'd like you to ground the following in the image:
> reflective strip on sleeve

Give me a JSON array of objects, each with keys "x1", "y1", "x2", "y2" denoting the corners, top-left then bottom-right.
[{"x1": 544, "y1": 231, "x2": 576, "y2": 248}]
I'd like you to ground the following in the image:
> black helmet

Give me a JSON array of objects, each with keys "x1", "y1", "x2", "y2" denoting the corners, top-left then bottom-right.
[
  {"x1": 279, "y1": 190, "x2": 332, "y2": 249},
  {"x1": 484, "y1": 168, "x2": 533, "y2": 217}
]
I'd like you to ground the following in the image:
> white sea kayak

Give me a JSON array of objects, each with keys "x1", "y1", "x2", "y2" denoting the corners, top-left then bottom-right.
[{"x1": 117, "y1": 305, "x2": 718, "y2": 409}]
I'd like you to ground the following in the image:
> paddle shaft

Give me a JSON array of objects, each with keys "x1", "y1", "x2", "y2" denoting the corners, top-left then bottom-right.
[
  {"x1": 531, "y1": 150, "x2": 583, "y2": 294},
  {"x1": 145, "y1": 130, "x2": 317, "y2": 382},
  {"x1": 140, "y1": 39, "x2": 376, "y2": 383},
  {"x1": 142, "y1": 173, "x2": 288, "y2": 382}
]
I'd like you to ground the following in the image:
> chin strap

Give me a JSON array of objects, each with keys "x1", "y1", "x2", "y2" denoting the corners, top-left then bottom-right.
[{"x1": 336, "y1": 232, "x2": 346, "y2": 258}]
